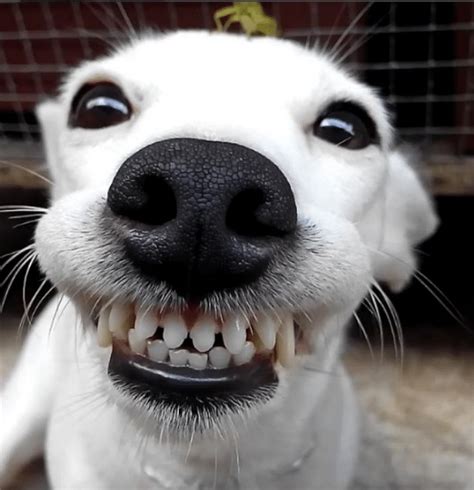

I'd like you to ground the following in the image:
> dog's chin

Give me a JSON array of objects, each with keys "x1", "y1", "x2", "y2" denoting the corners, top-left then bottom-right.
[
  {"x1": 81, "y1": 295, "x2": 312, "y2": 436},
  {"x1": 108, "y1": 342, "x2": 279, "y2": 437}
]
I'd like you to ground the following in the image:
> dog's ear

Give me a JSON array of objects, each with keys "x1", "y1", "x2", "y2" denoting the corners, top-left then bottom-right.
[
  {"x1": 36, "y1": 98, "x2": 64, "y2": 197},
  {"x1": 360, "y1": 150, "x2": 439, "y2": 292}
]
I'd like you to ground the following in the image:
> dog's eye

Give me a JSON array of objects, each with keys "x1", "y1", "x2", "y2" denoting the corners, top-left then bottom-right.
[
  {"x1": 313, "y1": 102, "x2": 377, "y2": 150},
  {"x1": 69, "y1": 82, "x2": 132, "y2": 129}
]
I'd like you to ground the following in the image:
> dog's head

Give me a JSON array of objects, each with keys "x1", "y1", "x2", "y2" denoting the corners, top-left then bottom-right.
[{"x1": 35, "y1": 32, "x2": 437, "y2": 436}]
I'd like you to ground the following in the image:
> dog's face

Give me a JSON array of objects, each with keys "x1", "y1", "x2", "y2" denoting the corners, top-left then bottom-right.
[{"x1": 35, "y1": 32, "x2": 437, "y2": 436}]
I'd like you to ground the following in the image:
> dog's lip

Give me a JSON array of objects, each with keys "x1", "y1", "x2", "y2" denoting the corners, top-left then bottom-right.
[{"x1": 109, "y1": 340, "x2": 278, "y2": 397}]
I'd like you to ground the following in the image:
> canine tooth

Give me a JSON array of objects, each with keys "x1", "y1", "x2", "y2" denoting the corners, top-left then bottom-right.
[
  {"x1": 209, "y1": 346, "x2": 231, "y2": 368},
  {"x1": 222, "y1": 315, "x2": 247, "y2": 355},
  {"x1": 233, "y1": 341, "x2": 256, "y2": 366},
  {"x1": 148, "y1": 340, "x2": 169, "y2": 362},
  {"x1": 97, "y1": 308, "x2": 112, "y2": 347},
  {"x1": 190, "y1": 317, "x2": 217, "y2": 352},
  {"x1": 276, "y1": 314, "x2": 295, "y2": 367},
  {"x1": 128, "y1": 328, "x2": 146, "y2": 354},
  {"x1": 169, "y1": 349, "x2": 188, "y2": 366},
  {"x1": 162, "y1": 314, "x2": 187, "y2": 349},
  {"x1": 188, "y1": 352, "x2": 208, "y2": 370},
  {"x1": 109, "y1": 303, "x2": 133, "y2": 340},
  {"x1": 253, "y1": 314, "x2": 277, "y2": 350},
  {"x1": 134, "y1": 308, "x2": 157, "y2": 341}
]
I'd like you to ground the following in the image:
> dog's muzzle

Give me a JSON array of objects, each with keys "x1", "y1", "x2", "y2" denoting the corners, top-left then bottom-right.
[
  {"x1": 107, "y1": 138, "x2": 297, "y2": 300},
  {"x1": 99, "y1": 139, "x2": 299, "y2": 416}
]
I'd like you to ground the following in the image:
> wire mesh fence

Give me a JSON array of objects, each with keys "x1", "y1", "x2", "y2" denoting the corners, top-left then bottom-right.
[{"x1": 0, "y1": 2, "x2": 473, "y2": 187}]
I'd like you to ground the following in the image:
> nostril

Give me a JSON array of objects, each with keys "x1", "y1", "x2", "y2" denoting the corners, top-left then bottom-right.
[
  {"x1": 226, "y1": 188, "x2": 285, "y2": 238},
  {"x1": 121, "y1": 175, "x2": 177, "y2": 226},
  {"x1": 108, "y1": 139, "x2": 298, "y2": 298}
]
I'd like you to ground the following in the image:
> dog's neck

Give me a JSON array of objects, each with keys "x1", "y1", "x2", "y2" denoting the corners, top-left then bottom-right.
[{"x1": 125, "y1": 366, "x2": 348, "y2": 489}]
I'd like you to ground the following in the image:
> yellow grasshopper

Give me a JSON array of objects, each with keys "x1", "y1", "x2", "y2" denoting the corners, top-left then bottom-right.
[{"x1": 214, "y1": 2, "x2": 279, "y2": 37}]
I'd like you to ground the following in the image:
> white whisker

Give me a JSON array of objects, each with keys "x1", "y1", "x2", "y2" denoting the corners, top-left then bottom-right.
[
  {"x1": 18, "y1": 279, "x2": 52, "y2": 338},
  {"x1": 369, "y1": 247, "x2": 465, "y2": 327},
  {"x1": 353, "y1": 311, "x2": 375, "y2": 360},
  {"x1": 116, "y1": 1, "x2": 137, "y2": 40},
  {"x1": 328, "y1": 2, "x2": 373, "y2": 63},
  {"x1": 0, "y1": 159, "x2": 52, "y2": 185},
  {"x1": 367, "y1": 288, "x2": 385, "y2": 362},
  {"x1": 1, "y1": 249, "x2": 37, "y2": 310},
  {"x1": 0, "y1": 244, "x2": 34, "y2": 268},
  {"x1": 371, "y1": 281, "x2": 404, "y2": 366}
]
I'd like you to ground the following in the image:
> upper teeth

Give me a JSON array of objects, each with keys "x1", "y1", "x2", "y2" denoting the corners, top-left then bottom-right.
[
  {"x1": 97, "y1": 303, "x2": 296, "y2": 368},
  {"x1": 162, "y1": 313, "x2": 188, "y2": 349},
  {"x1": 190, "y1": 316, "x2": 217, "y2": 353},
  {"x1": 134, "y1": 308, "x2": 158, "y2": 340},
  {"x1": 108, "y1": 303, "x2": 133, "y2": 340},
  {"x1": 276, "y1": 313, "x2": 295, "y2": 368},
  {"x1": 253, "y1": 313, "x2": 277, "y2": 350},
  {"x1": 222, "y1": 315, "x2": 248, "y2": 355}
]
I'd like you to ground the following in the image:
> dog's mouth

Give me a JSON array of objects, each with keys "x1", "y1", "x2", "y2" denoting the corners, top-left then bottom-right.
[{"x1": 94, "y1": 303, "x2": 301, "y2": 409}]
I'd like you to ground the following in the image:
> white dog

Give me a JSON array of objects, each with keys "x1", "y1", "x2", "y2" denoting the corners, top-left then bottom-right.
[{"x1": 0, "y1": 31, "x2": 438, "y2": 489}]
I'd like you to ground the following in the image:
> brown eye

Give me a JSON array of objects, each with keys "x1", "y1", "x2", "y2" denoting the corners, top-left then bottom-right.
[
  {"x1": 313, "y1": 102, "x2": 378, "y2": 150},
  {"x1": 69, "y1": 82, "x2": 132, "y2": 129}
]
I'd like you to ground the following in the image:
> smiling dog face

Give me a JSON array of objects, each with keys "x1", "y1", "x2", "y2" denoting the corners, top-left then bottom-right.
[{"x1": 34, "y1": 31, "x2": 437, "y2": 436}]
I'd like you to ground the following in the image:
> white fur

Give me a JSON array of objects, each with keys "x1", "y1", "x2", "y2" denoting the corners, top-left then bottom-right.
[{"x1": 0, "y1": 31, "x2": 437, "y2": 489}]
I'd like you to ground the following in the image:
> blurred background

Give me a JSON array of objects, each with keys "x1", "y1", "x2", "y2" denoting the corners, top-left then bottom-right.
[{"x1": 0, "y1": 2, "x2": 473, "y2": 487}]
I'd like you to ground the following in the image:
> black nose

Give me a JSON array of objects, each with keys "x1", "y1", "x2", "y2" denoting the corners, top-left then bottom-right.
[{"x1": 107, "y1": 138, "x2": 297, "y2": 299}]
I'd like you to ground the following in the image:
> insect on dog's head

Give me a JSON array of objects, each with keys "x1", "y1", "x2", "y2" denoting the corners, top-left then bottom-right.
[{"x1": 34, "y1": 32, "x2": 437, "y2": 434}]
